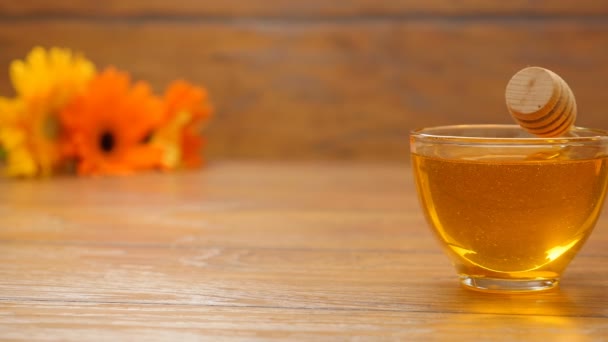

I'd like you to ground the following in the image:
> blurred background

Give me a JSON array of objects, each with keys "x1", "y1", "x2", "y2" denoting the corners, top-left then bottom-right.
[{"x1": 1, "y1": 0, "x2": 607, "y2": 162}]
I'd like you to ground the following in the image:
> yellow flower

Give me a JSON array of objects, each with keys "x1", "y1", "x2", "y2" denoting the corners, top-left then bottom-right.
[
  {"x1": 0, "y1": 46, "x2": 96, "y2": 177},
  {"x1": 11, "y1": 46, "x2": 95, "y2": 103},
  {"x1": 0, "y1": 99, "x2": 36, "y2": 177}
]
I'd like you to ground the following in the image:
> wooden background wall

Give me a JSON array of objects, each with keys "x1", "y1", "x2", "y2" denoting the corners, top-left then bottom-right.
[{"x1": 1, "y1": 1, "x2": 608, "y2": 161}]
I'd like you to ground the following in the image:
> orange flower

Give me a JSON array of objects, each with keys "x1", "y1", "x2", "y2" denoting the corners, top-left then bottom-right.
[
  {"x1": 61, "y1": 68, "x2": 164, "y2": 176},
  {"x1": 152, "y1": 80, "x2": 212, "y2": 169}
]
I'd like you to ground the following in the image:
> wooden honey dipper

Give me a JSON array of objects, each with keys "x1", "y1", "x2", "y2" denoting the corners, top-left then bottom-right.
[{"x1": 505, "y1": 66, "x2": 577, "y2": 137}]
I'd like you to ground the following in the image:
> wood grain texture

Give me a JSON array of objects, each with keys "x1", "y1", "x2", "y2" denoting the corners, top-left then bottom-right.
[
  {"x1": 0, "y1": 162, "x2": 424, "y2": 249},
  {"x1": 1, "y1": 21, "x2": 608, "y2": 160},
  {"x1": 0, "y1": 0, "x2": 607, "y2": 17},
  {"x1": 2, "y1": 303, "x2": 607, "y2": 341},
  {"x1": 0, "y1": 162, "x2": 607, "y2": 340},
  {"x1": 1, "y1": 2, "x2": 608, "y2": 161}
]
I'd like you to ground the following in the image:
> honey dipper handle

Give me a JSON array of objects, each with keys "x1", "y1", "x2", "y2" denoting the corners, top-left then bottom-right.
[{"x1": 505, "y1": 67, "x2": 576, "y2": 137}]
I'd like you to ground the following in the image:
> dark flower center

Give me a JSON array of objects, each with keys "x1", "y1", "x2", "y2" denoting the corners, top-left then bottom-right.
[
  {"x1": 99, "y1": 131, "x2": 115, "y2": 153},
  {"x1": 141, "y1": 131, "x2": 153, "y2": 144}
]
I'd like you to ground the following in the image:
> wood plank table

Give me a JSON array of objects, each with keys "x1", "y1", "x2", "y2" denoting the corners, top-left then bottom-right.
[{"x1": 1, "y1": 162, "x2": 607, "y2": 340}]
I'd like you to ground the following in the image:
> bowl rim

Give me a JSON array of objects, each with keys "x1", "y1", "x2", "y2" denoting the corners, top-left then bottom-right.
[{"x1": 410, "y1": 124, "x2": 608, "y2": 145}]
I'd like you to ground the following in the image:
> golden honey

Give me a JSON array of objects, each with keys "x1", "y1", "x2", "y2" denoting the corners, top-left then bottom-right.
[{"x1": 412, "y1": 153, "x2": 608, "y2": 280}]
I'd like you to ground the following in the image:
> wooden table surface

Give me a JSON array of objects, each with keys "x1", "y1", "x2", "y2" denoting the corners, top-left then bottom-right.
[{"x1": 1, "y1": 162, "x2": 607, "y2": 341}]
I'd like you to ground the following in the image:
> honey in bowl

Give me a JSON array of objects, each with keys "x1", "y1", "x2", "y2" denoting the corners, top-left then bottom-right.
[{"x1": 410, "y1": 125, "x2": 608, "y2": 292}]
